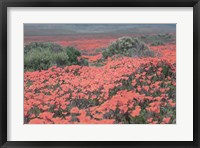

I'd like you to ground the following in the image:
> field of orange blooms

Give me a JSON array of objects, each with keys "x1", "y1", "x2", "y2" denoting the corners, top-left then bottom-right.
[{"x1": 24, "y1": 35, "x2": 176, "y2": 124}]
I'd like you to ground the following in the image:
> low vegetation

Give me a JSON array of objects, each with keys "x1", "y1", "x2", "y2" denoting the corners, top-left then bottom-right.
[
  {"x1": 24, "y1": 42, "x2": 88, "y2": 71},
  {"x1": 139, "y1": 33, "x2": 175, "y2": 45},
  {"x1": 151, "y1": 40, "x2": 164, "y2": 46},
  {"x1": 102, "y1": 37, "x2": 155, "y2": 59}
]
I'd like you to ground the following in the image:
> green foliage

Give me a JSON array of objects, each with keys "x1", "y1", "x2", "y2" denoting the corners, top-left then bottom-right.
[
  {"x1": 139, "y1": 33, "x2": 175, "y2": 45},
  {"x1": 151, "y1": 40, "x2": 164, "y2": 46},
  {"x1": 102, "y1": 37, "x2": 155, "y2": 59},
  {"x1": 78, "y1": 58, "x2": 89, "y2": 66},
  {"x1": 24, "y1": 42, "x2": 63, "y2": 54},
  {"x1": 158, "y1": 33, "x2": 173, "y2": 39},
  {"x1": 90, "y1": 59, "x2": 105, "y2": 67},
  {"x1": 28, "y1": 106, "x2": 41, "y2": 117},
  {"x1": 24, "y1": 42, "x2": 82, "y2": 71},
  {"x1": 64, "y1": 47, "x2": 81, "y2": 65},
  {"x1": 24, "y1": 48, "x2": 54, "y2": 71},
  {"x1": 52, "y1": 52, "x2": 70, "y2": 67},
  {"x1": 70, "y1": 98, "x2": 100, "y2": 110}
]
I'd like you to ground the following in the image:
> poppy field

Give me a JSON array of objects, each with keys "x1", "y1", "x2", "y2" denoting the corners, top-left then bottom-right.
[{"x1": 24, "y1": 24, "x2": 176, "y2": 124}]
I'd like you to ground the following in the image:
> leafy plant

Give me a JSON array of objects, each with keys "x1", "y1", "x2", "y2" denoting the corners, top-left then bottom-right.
[
  {"x1": 151, "y1": 40, "x2": 164, "y2": 46},
  {"x1": 24, "y1": 42, "x2": 82, "y2": 71},
  {"x1": 24, "y1": 42, "x2": 63, "y2": 54},
  {"x1": 102, "y1": 37, "x2": 155, "y2": 59}
]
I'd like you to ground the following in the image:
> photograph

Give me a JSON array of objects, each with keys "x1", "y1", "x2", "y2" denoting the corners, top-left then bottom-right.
[{"x1": 24, "y1": 24, "x2": 176, "y2": 124}]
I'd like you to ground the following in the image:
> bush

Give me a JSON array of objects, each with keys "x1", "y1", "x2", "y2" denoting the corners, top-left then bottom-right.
[
  {"x1": 53, "y1": 52, "x2": 70, "y2": 67},
  {"x1": 64, "y1": 47, "x2": 81, "y2": 65},
  {"x1": 24, "y1": 42, "x2": 82, "y2": 71},
  {"x1": 24, "y1": 42, "x2": 63, "y2": 54},
  {"x1": 24, "y1": 48, "x2": 53, "y2": 71},
  {"x1": 151, "y1": 40, "x2": 164, "y2": 46},
  {"x1": 102, "y1": 37, "x2": 155, "y2": 59},
  {"x1": 139, "y1": 33, "x2": 175, "y2": 45},
  {"x1": 158, "y1": 33, "x2": 173, "y2": 39},
  {"x1": 78, "y1": 58, "x2": 89, "y2": 66}
]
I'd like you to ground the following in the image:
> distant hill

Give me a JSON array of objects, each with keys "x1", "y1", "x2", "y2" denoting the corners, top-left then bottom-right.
[{"x1": 24, "y1": 24, "x2": 176, "y2": 36}]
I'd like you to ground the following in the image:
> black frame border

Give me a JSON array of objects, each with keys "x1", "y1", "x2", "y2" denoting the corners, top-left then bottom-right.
[{"x1": 0, "y1": 0, "x2": 199, "y2": 148}]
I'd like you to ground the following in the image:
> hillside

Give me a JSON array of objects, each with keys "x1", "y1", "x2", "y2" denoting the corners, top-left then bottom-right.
[{"x1": 24, "y1": 24, "x2": 176, "y2": 36}]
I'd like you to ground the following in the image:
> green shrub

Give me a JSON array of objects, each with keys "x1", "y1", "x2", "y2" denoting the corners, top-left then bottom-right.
[
  {"x1": 24, "y1": 42, "x2": 82, "y2": 71},
  {"x1": 151, "y1": 40, "x2": 164, "y2": 46},
  {"x1": 64, "y1": 47, "x2": 81, "y2": 65},
  {"x1": 139, "y1": 33, "x2": 175, "y2": 45},
  {"x1": 24, "y1": 48, "x2": 54, "y2": 71},
  {"x1": 158, "y1": 33, "x2": 173, "y2": 39},
  {"x1": 78, "y1": 58, "x2": 89, "y2": 66},
  {"x1": 24, "y1": 42, "x2": 63, "y2": 54},
  {"x1": 102, "y1": 48, "x2": 113, "y2": 59},
  {"x1": 102, "y1": 37, "x2": 155, "y2": 59},
  {"x1": 52, "y1": 52, "x2": 70, "y2": 67}
]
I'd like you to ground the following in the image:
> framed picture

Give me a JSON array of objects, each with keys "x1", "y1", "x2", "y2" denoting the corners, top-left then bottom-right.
[{"x1": 1, "y1": 0, "x2": 199, "y2": 147}]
